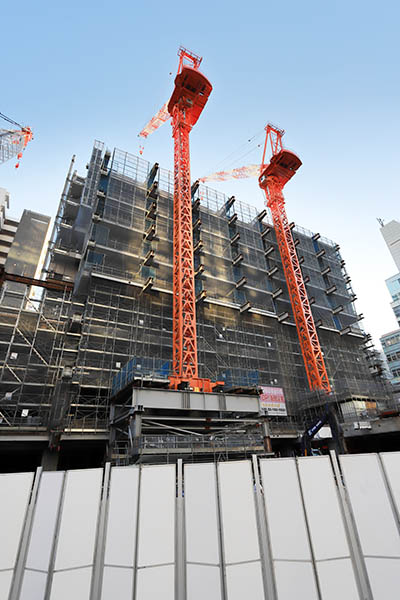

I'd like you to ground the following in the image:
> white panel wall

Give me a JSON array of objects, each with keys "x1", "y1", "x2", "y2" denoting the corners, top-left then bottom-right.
[
  {"x1": 137, "y1": 464, "x2": 175, "y2": 567},
  {"x1": 341, "y1": 454, "x2": 400, "y2": 599},
  {"x1": 19, "y1": 570, "x2": 47, "y2": 600},
  {"x1": 0, "y1": 570, "x2": 14, "y2": 600},
  {"x1": 186, "y1": 564, "x2": 221, "y2": 600},
  {"x1": 101, "y1": 567, "x2": 133, "y2": 600},
  {"x1": 50, "y1": 468, "x2": 102, "y2": 600},
  {"x1": 4, "y1": 453, "x2": 400, "y2": 599},
  {"x1": 20, "y1": 471, "x2": 64, "y2": 600},
  {"x1": 185, "y1": 463, "x2": 221, "y2": 600},
  {"x1": 137, "y1": 464, "x2": 175, "y2": 599},
  {"x1": 50, "y1": 568, "x2": 93, "y2": 600},
  {"x1": 101, "y1": 466, "x2": 139, "y2": 600},
  {"x1": 297, "y1": 456, "x2": 359, "y2": 600},
  {"x1": 135, "y1": 564, "x2": 174, "y2": 600},
  {"x1": 260, "y1": 458, "x2": 319, "y2": 600},
  {"x1": 0, "y1": 472, "x2": 33, "y2": 600},
  {"x1": 218, "y1": 461, "x2": 264, "y2": 600},
  {"x1": 379, "y1": 452, "x2": 400, "y2": 518},
  {"x1": 225, "y1": 562, "x2": 265, "y2": 600}
]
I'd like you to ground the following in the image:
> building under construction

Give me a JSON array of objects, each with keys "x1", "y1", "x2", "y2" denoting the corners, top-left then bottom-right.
[{"x1": 0, "y1": 141, "x2": 394, "y2": 470}]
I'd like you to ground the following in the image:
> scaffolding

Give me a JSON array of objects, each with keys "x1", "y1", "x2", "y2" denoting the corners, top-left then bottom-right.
[{"x1": 0, "y1": 141, "x2": 393, "y2": 455}]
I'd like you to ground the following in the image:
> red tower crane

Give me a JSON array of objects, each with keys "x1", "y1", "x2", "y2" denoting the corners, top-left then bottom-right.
[
  {"x1": 259, "y1": 125, "x2": 331, "y2": 393},
  {"x1": 201, "y1": 124, "x2": 331, "y2": 394},
  {"x1": 139, "y1": 47, "x2": 219, "y2": 392},
  {"x1": 0, "y1": 112, "x2": 33, "y2": 168}
]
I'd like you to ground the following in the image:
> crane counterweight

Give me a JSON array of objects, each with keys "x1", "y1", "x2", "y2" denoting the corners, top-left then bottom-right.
[
  {"x1": 259, "y1": 149, "x2": 302, "y2": 190},
  {"x1": 167, "y1": 67, "x2": 212, "y2": 127}
]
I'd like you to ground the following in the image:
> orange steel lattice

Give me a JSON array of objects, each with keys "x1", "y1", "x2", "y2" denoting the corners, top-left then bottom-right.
[
  {"x1": 0, "y1": 126, "x2": 32, "y2": 168},
  {"x1": 0, "y1": 111, "x2": 33, "y2": 168},
  {"x1": 170, "y1": 98, "x2": 198, "y2": 382},
  {"x1": 139, "y1": 47, "x2": 218, "y2": 391},
  {"x1": 259, "y1": 125, "x2": 331, "y2": 393},
  {"x1": 168, "y1": 48, "x2": 214, "y2": 391}
]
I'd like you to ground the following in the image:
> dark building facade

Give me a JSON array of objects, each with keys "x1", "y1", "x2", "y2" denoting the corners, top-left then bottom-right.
[{"x1": 0, "y1": 142, "x2": 390, "y2": 467}]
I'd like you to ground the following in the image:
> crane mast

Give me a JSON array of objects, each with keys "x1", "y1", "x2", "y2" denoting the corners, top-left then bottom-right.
[
  {"x1": 139, "y1": 48, "x2": 219, "y2": 391},
  {"x1": 259, "y1": 125, "x2": 331, "y2": 393},
  {"x1": 166, "y1": 48, "x2": 215, "y2": 391},
  {"x1": 170, "y1": 78, "x2": 198, "y2": 385}
]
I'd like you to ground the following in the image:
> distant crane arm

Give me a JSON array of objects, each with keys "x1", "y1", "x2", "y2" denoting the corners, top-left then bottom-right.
[{"x1": 0, "y1": 112, "x2": 33, "y2": 168}]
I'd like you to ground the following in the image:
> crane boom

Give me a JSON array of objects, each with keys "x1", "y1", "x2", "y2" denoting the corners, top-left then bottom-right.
[
  {"x1": 139, "y1": 103, "x2": 170, "y2": 138},
  {"x1": 200, "y1": 163, "x2": 260, "y2": 182}
]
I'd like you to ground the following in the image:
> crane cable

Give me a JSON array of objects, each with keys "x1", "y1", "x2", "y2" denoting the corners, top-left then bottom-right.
[
  {"x1": 207, "y1": 129, "x2": 264, "y2": 174},
  {"x1": 222, "y1": 141, "x2": 263, "y2": 171},
  {"x1": 0, "y1": 112, "x2": 24, "y2": 129}
]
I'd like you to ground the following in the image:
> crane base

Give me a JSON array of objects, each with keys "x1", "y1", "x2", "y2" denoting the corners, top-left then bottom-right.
[{"x1": 169, "y1": 376, "x2": 224, "y2": 393}]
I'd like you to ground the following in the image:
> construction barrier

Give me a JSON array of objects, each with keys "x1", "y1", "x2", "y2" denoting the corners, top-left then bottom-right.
[{"x1": 1, "y1": 452, "x2": 400, "y2": 599}]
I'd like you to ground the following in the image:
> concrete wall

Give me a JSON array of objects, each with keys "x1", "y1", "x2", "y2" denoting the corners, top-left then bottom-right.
[{"x1": 5, "y1": 210, "x2": 50, "y2": 278}]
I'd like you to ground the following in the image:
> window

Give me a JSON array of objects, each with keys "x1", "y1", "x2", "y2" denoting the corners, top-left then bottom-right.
[
  {"x1": 387, "y1": 351, "x2": 400, "y2": 362},
  {"x1": 333, "y1": 315, "x2": 341, "y2": 330},
  {"x1": 92, "y1": 223, "x2": 109, "y2": 245},
  {"x1": 87, "y1": 250, "x2": 104, "y2": 265}
]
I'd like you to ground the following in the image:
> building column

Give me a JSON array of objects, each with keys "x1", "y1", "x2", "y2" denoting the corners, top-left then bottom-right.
[
  {"x1": 129, "y1": 410, "x2": 143, "y2": 457},
  {"x1": 262, "y1": 418, "x2": 273, "y2": 453},
  {"x1": 41, "y1": 446, "x2": 59, "y2": 471}
]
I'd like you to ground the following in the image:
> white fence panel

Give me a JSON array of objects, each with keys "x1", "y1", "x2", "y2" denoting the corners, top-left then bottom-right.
[
  {"x1": 101, "y1": 567, "x2": 134, "y2": 600},
  {"x1": 18, "y1": 569, "x2": 47, "y2": 600},
  {"x1": 137, "y1": 464, "x2": 175, "y2": 567},
  {"x1": 341, "y1": 453, "x2": 400, "y2": 599},
  {"x1": 4, "y1": 455, "x2": 400, "y2": 599},
  {"x1": 186, "y1": 564, "x2": 221, "y2": 600},
  {"x1": 298, "y1": 456, "x2": 359, "y2": 600},
  {"x1": 135, "y1": 564, "x2": 174, "y2": 600},
  {"x1": 185, "y1": 463, "x2": 222, "y2": 600},
  {"x1": 20, "y1": 471, "x2": 64, "y2": 600},
  {"x1": 101, "y1": 466, "x2": 139, "y2": 600},
  {"x1": 0, "y1": 571, "x2": 14, "y2": 600},
  {"x1": 104, "y1": 466, "x2": 139, "y2": 566},
  {"x1": 380, "y1": 452, "x2": 400, "y2": 519},
  {"x1": 0, "y1": 472, "x2": 33, "y2": 599},
  {"x1": 50, "y1": 468, "x2": 102, "y2": 600},
  {"x1": 225, "y1": 562, "x2": 264, "y2": 600},
  {"x1": 136, "y1": 464, "x2": 175, "y2": 599},
  {"x1": 218, "y1": 461, "x2": 264, "y2": 600},
  {"x1": 24, "y1": 472, "x2": 64, "y2": 571},
  {"x1": 260, "y1": 458, "x2": 318, "y2": 600},
  {"x1": 50, "y1": 567, "x2": 92, "y2": 600}
]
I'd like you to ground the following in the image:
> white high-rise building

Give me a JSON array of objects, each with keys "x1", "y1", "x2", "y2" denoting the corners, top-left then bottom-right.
[
  {"x1": 0, "y1": 187, "x2": 9, "y2": 229},
  {"x1": 380, "y1": 219, "x2": 400, "y2": 272},
  {"x1": 0, "y1": 188, "x2": 19, "y2": 266}
]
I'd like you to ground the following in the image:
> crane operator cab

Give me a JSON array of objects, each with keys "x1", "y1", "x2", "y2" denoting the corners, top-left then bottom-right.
[
  {"x1": 167, "y1": 66, "x2": 213, "y2": 127},
  {"x1": 259, "y1": 149, "x2": 302, "y2": 190}
]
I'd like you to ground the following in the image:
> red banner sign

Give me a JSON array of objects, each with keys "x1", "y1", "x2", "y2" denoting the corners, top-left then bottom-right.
[{"x1": 260, "y1": 386, "x2": 287, "y2": 416}]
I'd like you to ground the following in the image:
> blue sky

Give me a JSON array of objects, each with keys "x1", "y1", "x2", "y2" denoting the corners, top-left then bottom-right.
[{"x1": 1, "y1": 0, "x2": 399, "y2": 347}]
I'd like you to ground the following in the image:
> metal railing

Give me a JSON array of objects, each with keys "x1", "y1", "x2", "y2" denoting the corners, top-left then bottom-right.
[{"x1": 138, "y1": 434, "x2": 264, "y2": 451}]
